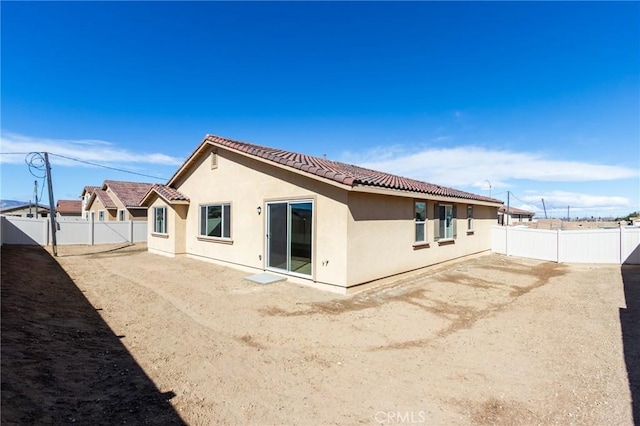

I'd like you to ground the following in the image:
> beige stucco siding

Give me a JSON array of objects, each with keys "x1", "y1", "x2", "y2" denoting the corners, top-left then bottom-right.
[
  {"x1": 147, "y1": 198, "x2": 175, "y2": 256},
  {"x1": 346, "y1": 192, "x2": 496, "y2": 287},
  {"x1": 174, "y1": 148, "x2": 350, "y2": 288},
  {"x1": 87, "y1": 197, "x2": 116, "y2": 221}
]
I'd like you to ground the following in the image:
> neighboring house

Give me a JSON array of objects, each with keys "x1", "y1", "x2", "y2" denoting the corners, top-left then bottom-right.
[
  {"x1": 56, "y1": 200, "x2": 82, "y2": 219},
  {"x1": 0, "y1": 203, "x2": 50, "y2": 218},
  {"x1": 498, "y1": 206, "x2": 535, "y2": 225},
  {"x1": 81, "y1": 186, "x2": 100, "y2": 220},
  {"x1": 141, "y1": 134, "x2": 503, "y2": 293},
  {"x1": 85, "y1": 180, "x2": 153, "y2": 221}
]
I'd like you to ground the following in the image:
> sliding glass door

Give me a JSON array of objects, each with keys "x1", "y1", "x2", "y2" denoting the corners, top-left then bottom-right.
[{"x1": 266, "y1": 200, "x2": 313, "y2": 276}]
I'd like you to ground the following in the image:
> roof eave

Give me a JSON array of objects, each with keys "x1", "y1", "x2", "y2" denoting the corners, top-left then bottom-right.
[{"x1": 352, "y1": 184, "x2": 504, "y2": 206}]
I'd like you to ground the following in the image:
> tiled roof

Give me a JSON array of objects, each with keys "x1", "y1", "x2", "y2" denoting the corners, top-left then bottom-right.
[
  {"x1": 93, "y1": 188, "x2": 118, "y2": 209},
  {"x1": 82, "y1": 185, "x2": 100, "y2": 195},
  {"x1": 152, "y1": 184, "x2": 190, "y2": 203},
  {"x1": 500, "y1": 206, "x2": 535, "y2": 216},
  {"x1": 104, "y1": 180, "x2": 154, "y2": 208},
  {"x1": 205, "y1": 135, "x2": 501, "y2": 203},
  {"x1": 56, "y1": 200, "x2": 82, "y2": 214}
]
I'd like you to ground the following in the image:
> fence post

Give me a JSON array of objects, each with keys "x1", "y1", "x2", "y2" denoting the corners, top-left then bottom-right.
[
  {"x1": 43, "y1": 218, "x2": 49, "y2": 246},
  {"x1": 556, "y1": 228, "x2": 561, "y2": 263},
  {"x1": 129, "y1": 220, "x2": 134, "y2": 243},
  {"x1": 90, "y1": 213, "x2": 95, "y2": 246},
  {"x1": 505, "y1": 226, "x2": 509, "y2": 257},
  {"x1": 620, "y1": 226, "x2": 623, "y2": 265}
]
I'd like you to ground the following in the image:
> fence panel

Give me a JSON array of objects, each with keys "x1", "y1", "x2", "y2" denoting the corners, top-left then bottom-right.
[
  {"x1": 56, "y1": 219, "x2": 92, "y2": 245},
  {"x1": 1, "y1": 216, "x2": 48, "y2": 245},
  {"x1": 560, "y1": 229, "x2": 620, "y2": 264},
  {"x1": 622, "y1": 227, "x2": 640, "y2": 264},
  {"x1": 93, "y1": 222, "x2": 132, "y2": 244},
  {"x1": 492, "y1": 225, "x2": 640, "y2": 265},
  {"x1": 491, "y1": 226, "x2": 506, "y2": 254},
  {"x1": 509, "y1": 227, "x2": 558, "y2": 262},
  {"x1": 132, "y1": 221, "x2": 147, "y2": 243},
  {"x1": 1, "y1": 216, "x2": 148, "y2": 246}
]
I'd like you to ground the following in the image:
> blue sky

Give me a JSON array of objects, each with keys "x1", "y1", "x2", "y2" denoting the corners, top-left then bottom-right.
[{"x1": 1, "y1": 1, "x2": 638, "y2": 218}]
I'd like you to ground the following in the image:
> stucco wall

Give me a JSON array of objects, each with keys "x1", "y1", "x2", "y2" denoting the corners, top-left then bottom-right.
[
  {"x1": 172, "y1": 148, "x2": 350, "y2": 288},
  {"x1": 87, "y1": 197, "x2": 116, "y2": 221},
  {"x1": 346, "y1": 192, "x2": 497, "y2": 287},
  {"x1": 147, "y1": 198, "x2": 177, "y2": 257}
]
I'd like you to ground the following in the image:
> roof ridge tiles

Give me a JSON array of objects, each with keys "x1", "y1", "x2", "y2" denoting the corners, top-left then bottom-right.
[{"x1": 203, "y1": 134, "x2": 501, "y2": 203}]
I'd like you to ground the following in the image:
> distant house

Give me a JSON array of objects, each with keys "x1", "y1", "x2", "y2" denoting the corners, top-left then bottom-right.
[
  {"x1": 80, "y1": 186, "x2": 100, "y2": 220},
  {"x1": 0, "y1": 203, "x2": 50, "y2": 218},
  {"x1": 85, "y1": 180, "x2": 153, "y2": 221},
  {"x1": 498, "y1": 206, "x2": 535, "y2": 225},
  {"x1": 141, "y1": 134, "x2": 503, "y2": 293},
  {"x1": 56, "y1": 200, "x2": 82, "y2": 219}
]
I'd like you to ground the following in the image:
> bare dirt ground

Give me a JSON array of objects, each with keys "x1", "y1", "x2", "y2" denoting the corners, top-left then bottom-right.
[{"x1": 2, "y1": 243, "x2": 638, "y2": 425}]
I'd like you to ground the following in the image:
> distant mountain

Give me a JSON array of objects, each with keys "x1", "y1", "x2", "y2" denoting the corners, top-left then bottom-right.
[{"x1": 0, "y1": 200, "x2": 28, "y2": 209}]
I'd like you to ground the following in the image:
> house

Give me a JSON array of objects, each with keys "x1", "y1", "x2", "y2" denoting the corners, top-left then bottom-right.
[
  {"x1": 498, "y1": 206, "x2": 535, "y2": 225},
  {"x1": 0, "y1": 203, "x2": 50, "y2": 218},
  {"x1": 141, "y1": 134, "x2": 503, "y2": 293},
  {"x1": 56, "y1": 200, "x2": 83, "y2": 219},
  {"x1": 80, "y1": 186, "x2": 100, "y2": 220},
  {"x1": 85, "y1": 180, "x2": 153, "y2": 222}
]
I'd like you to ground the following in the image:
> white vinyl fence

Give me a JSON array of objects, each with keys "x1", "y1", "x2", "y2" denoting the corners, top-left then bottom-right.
[
  {"x1": 492, "y1": 225, "x2": 640, "y2": 265},
  {"x1": 1, "y1": 216, "x2": 147, "y2": 246}
]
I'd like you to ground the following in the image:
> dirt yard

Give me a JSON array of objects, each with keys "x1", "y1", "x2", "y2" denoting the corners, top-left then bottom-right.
[{"x1": 2, "y1": 243, "x2": 638, "y2": 425}]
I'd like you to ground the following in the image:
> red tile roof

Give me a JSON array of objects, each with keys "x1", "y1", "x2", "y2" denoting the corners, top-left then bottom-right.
[
  {"x1": 82, "y1": 185, "x2": 100, "y2": 196},
  {"x1": 205, "y1": 135, "x2": 501, "y2": 203},
  {"x1": 56, "y1": 200, "x2": 82, "y2": 214},
  {"x1": 104, "y1": 180, "x2": 154, "y2": 208},
  {"x1": 151, "y1": 184, "x2": 189, "y2": 203},
  {"x1": 93, "y1": 188, "x2": 117, "y2": 209}
]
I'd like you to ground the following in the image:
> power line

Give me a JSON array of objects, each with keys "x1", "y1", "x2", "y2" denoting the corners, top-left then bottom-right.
[{"x1": 45, "y1": 153, "x2": 168, "y2": 180}]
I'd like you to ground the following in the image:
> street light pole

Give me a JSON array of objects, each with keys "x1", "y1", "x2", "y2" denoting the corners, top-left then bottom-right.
[{"x1": 485, "y1": 180, "x2": 492, "y2": 198}]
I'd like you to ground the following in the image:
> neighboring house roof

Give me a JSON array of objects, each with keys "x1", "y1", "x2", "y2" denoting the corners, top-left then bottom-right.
[
  {"x1": 56, "y1": 200, "x2": 82, "y2": 215},
  {"x1": 92, "y1": 188, "x2": 118, "y2": 209},
  {"x1": 81, "y1": 185, "x2": 100, "y2": 197},
  {"x1": 168, "y1": 134, "x2": 503, "y2": 204},
  {"x1": 499, "y1": 206, "x2": 535, "y2": 216},
  {"x1": 103, "y1": 180, "x2": 154, "y2": 208},
  {"x1": 0, "y1": 204, "x2": 50, "y2": 213},
  {"x1": 141, "y1": 184, "x2": 190, "y2": 206}
]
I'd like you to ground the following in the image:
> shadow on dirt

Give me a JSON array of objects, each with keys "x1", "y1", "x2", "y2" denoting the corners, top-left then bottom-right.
[
  {"x1": 621, "y1": 264, "x2": 640, "y2": 425},
  {"x1": 1, "y1": 245, "x2": 185, "y2": 425}
]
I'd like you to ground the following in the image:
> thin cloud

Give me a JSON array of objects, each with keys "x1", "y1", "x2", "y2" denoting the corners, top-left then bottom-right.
[
  {"x1": 521, "y1": 191, "x2": 630, "y2": 211},
  {"x1": 0, "y1": 132, "x2": 184, "y2": 166},
  {"x1": 343, "y1": 146, "x2": 638, "y2": 188}
]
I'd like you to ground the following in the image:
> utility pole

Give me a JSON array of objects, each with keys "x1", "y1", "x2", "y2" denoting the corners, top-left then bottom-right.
[
  {"x1": 567, "y1": 205, "x2": 570, "y2": 222},
  {"x1": 541, "y1": 198, "x2": 547, "y2": 219},
  {"x1": 44, "y1": 153, "x2": 58, "y2": 256},
  {"x1": 506, "y1": 191, "x2": 511, "y2": 226},
  {"x1": 34, "y1": 180, "x2": 39, "y2": 218}
]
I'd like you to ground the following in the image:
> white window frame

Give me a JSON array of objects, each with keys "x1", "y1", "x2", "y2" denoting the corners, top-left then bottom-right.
[
  {"x1": 153, "y1": 206, "x2": 167, "y2": 234},
  {"x1": 98, "y1": 210, "x2": 105, "y2": 221},
  {"x1": 199, "y1": 203, "x2": 231, "y2": 239},
  {"x1": 434, "y1": 203, "x2": 456, "y2": 241},
  {"x1": 118, "y1": 209, "x2": 125, "y2": 221},
  {"x1": 467, "y1": 205, "x2": 474, "y2": 232},
  {"x1": 414, "y1": 201, "x2": 427, "y2": 244}
]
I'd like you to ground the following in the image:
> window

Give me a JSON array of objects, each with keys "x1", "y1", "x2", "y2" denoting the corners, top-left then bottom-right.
[
  {"x1": 467, "y1": 205, "x2": 473, "y2": 231},
  {"x1": 98, "y1": 211, "x2": 105, "y2": 221},
  {"x1": 153, "y1": 207, "x2": 167, "y2": 234},
  {"x1": 200, "y1": 204, "x2": 231, "y2": 238},
  {"x1": 414, "y1": 201, "x2": 427, "y2": 243},
  {"x1": 434, "y1": 204, "x2": 456, "y2": 240},
  {"x1": 118, "y1": 210, "x2": 125, "y2": 221}
]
